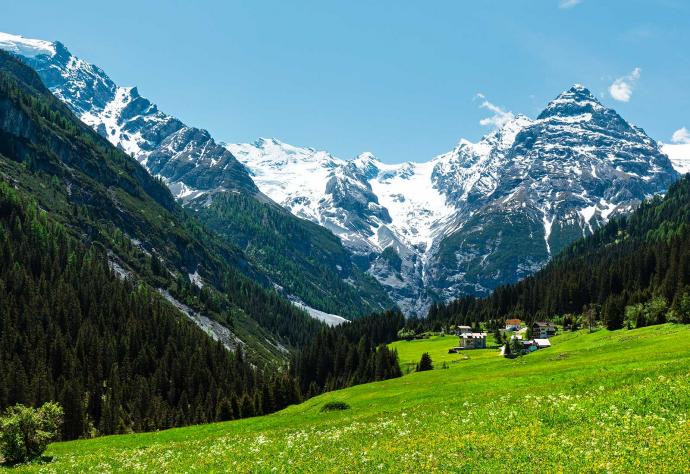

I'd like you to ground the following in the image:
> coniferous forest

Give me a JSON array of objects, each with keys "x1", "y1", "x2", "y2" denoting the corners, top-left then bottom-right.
[
  {"x1": 0, "y1": 50, "x2": 408, "y2": 441},
  {"x1": 291, "y1": 310, "x2": 405, "y2": 397},
  {"x1": 0, "y1": 178, "x2": 404, "y2": 439},
  {"x1": 426, "y1": 175, "x2": 690, "y2": 330},
  {"x1": 0, "y1": 182, "x2": 304, "y2": 438}
]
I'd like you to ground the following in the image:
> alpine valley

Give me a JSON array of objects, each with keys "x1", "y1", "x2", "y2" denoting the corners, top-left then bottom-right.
[
  {"x1": 1, "y1": 33, "x2": 680, "y2": 317},
  {"x1": 1, "y1": 12, "x2": 690, "y2": 472}
]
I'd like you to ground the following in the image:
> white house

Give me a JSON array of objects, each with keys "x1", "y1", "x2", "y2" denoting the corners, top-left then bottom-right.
[
  {"x1": 533, "y1": 338, "x2": 551, "y2": 349},
  {"x1": 505, "y1": 319, "x2": 522, "y2": 331},
  {"x1": 455, "y1": 325, "x2": 473, "y2": 335},
  {"x1": 460, "y1": 332, "x2": 487, "y2": 349}
]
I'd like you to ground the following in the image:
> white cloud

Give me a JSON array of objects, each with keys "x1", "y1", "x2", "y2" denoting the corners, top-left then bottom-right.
[
  {"x1": 476, "y1": 93, "x2": 514, "y2": 128},
  {"x1": 608, "y1": 67, "x2": 641, "y2": 102},
  {"x1": 672, "y1": 127, "x2": 690, "y2": 144},
  {"x1": 559, "y1": 0, "x2": 582, "y2": 8}
]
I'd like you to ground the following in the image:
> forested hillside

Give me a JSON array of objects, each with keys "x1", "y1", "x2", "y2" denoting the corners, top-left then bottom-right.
[
  {"x1": 429, "y1": 175, "x2": 690, "y2": 328},
  {"x1": 0, "y1": 183, "x2": 304, "y2": 439},
  {"x1": 195, "y1": 192, "x2": 392, "y2": 318},
  {"x1": 0, "y1": 34, "x2": 395, "y2": 320},
  {"x1": 291, "y1": 310, "x2": 405, "y2": 396},
  {"x1": 0, "y1": 49, "x2": 322, "y2": 363}
]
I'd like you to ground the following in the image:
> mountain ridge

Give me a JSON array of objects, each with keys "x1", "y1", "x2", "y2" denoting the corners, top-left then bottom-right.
[
  {"x1": 0, "y1": 31, "x2": 394, "y2": 319},
  {"x1": 229, "y1": 85, "x2": 680, "y2": 314},
  {"x1": 0, "y1": 32, "x2": 681, "y2": 317}
]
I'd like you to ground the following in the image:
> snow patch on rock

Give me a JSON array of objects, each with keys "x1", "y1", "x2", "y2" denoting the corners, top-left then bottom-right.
[
  {"x1": 158, "y1": 289, "x2": 241, "y2": 351},
  {"x1": 0, "y1": 32, "x2": 55, "y2": 58},
  {"x1": 289, "y1": 296, "x2": 349, "y2": 327}
]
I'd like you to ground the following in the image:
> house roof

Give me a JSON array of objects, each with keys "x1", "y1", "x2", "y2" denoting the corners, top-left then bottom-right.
[
  {"x1": 505, "y1": 319, "x2": 522, "y2": 324},
  {"x1": 533, "y1": 321, "x2": 554, "y2": 327},
  {"x1": 534, "y1": 338, "x2": 552, "y2": 347},
  {"x1": 457, "y1": 325, "x2": 472, "y2": 329}
]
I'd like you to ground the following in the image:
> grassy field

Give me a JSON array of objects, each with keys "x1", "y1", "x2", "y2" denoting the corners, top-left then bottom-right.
[
  {"x1": 4, "y1": 325, "x2": 690, "y2": 473},
  {"x1": 391, "y1": 333, "x2": 500, "y2": 373}
]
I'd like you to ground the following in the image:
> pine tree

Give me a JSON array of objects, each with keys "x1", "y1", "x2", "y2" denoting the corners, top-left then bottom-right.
[
  {"x1": 217, "y1": 398, "x2": 234, "y2": 421},
  {"x1": 416, "y1": 352, "x2": 433, "y2": 372}
]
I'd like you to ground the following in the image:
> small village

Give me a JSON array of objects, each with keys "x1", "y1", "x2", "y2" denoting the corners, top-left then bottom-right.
[{"x1": 447, "y1": 319, "x2": 558, "y2": 358}]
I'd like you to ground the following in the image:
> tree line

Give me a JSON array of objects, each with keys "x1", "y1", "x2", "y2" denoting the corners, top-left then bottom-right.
[
  {"x1": 424, "y1": 175, "x2": 690, "y2": 330},
  {"x1": 290, "y1": 310, "x2": 405, "y2": 397}
]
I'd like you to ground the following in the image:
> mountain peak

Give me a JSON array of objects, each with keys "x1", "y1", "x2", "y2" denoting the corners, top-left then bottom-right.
[
  {"x1": 569, "y1": 83, "x2": 589, "y2": 93},
  {"x1": 354, "y1": 151, "x2": 378, "y2": 163},
  {"x1": 538, "y1": 84, "x2": 605, "y2": 120},
  {"x1": 352, "y1": 152, "x2": 381, "y2": 178},
  {"x1": 564, "y1": 83, "x2": 598, "y2": 101},
  {"x1": 255, "y1": 137, "x2": 282, "y2": 146},
  {"x1": 0, "y1": 32, "x2": 56, "y2": 58}
]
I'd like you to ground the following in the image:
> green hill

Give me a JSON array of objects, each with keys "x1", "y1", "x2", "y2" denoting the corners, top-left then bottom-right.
[
  {"x1": 195, "y1": 192, "x2": 393, "y2": 318},
  {"x1": 7, "y1": 325, "x2": 689, "y2": 472}
]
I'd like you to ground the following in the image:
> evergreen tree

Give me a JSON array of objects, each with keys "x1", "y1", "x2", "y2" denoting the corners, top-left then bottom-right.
[
  {"x1": 216, "y1": 399, "x2": 234, "y2": 421},
  {"x1": 416, "y1": 353, "x2": 433, "y2": 372}
]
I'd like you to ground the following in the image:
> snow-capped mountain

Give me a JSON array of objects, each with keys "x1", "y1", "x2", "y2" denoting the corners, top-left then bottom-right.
[
  {"x1": 428, "y1": 85, "x2": 679, "y2": 299},
  {"x1": 0, "y1": 32, "x2": 258, "y2": 199},
  {"x1": 228, "y1": 86, "x2": 679, "y2": 314},
  {"x1": 227, "y1": 139, "x2": 455, "y2": 314},
  {"x1": 662, "y1": 143, "x2": 690, "y2": 174},
  {"x1": 0, "y1": 32, "x2": 394, "y2": 319},
  {"x1": 1, "y1": 32, "x2": 681, "y2": 317}
]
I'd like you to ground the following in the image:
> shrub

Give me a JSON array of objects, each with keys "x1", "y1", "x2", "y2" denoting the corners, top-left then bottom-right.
[
  {"x1": 320, "y1": 402, "x2": 351, "y2": 412},
  {"x1": 0, "y1": 402, "x2": 63, "y2": 464},
  {"x1": 397, "y1": 328, "x2": 417, "y2": 341}
]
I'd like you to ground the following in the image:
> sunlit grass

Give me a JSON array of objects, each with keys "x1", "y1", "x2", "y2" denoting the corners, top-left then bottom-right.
[
  {"x1": 5, "y1": 325, "x2": 689, "y2": 472},
  {"x1": 391, "y1": 333, "x2": 500, "y2": 373}
]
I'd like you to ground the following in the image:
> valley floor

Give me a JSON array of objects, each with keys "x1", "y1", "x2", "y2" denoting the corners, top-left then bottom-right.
[{"x1": 5, "y1": 325, "x2": 690, "y2": 473}]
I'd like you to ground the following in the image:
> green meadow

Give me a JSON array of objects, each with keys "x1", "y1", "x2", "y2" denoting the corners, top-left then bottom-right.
[
  {"x1": 392, "y1": 333, "x2": 501, "y2": 373},
  {"x1": 4, "y1": 325, "x2": 690, "y2": 473}
]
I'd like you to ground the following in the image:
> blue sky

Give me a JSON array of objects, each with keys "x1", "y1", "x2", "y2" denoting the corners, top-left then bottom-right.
[{"x1": 3, "y1": 0, "x2": 689, "y2": 163}]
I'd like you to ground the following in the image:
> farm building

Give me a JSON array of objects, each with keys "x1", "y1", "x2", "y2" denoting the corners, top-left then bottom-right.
[
  {"x1": 533, "y1": 339, "x2": 551, "y2": 349},
  {"x1": 505, "y1": 319, "x2": 522, "y2": 331},
  {"x1": 455, "y1": 325, "x2": 473, "y2": 335},
  {"x1": 460, "y1": 332, "x2": 487, "y2": 349},
  {"x1": 532, "y1": 321, "x2": 557, "y2": 339}
]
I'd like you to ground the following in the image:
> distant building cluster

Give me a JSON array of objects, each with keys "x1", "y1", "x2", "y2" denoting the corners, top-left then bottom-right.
[{"x1": 447, "y1": 320, "x2": 557, "y2": 355}]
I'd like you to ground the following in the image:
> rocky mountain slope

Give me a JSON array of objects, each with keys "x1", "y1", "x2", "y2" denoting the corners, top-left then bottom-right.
[
  {"x1": 1, "y1": 32, "x2": 680, "y2": 317},
  {"x1": 0, "y1": 49, "x2": 323, "y2": 364},
  {"x1": 0, "y1": 32, "x2": 392, "y2": 318},
  {"x1": 229, "y1": 86, "x2": 679, "y2": 314}
]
